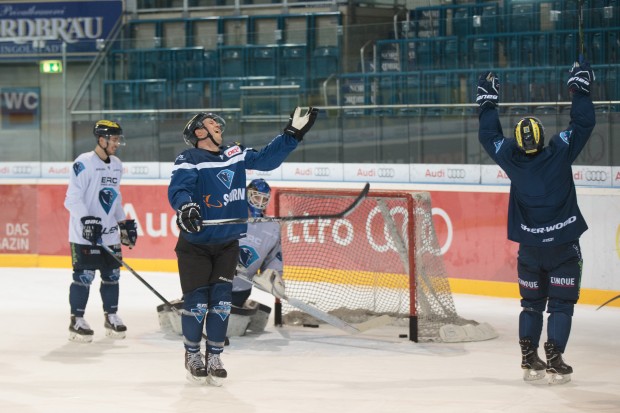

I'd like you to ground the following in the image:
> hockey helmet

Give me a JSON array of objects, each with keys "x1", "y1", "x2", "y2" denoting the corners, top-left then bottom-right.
[
  {"x1": 514, "y1": 117, "x2": 544, "y2": 155},
  {"x1": 93, "y1": 120, "x2": 125, "y2": 146},
  {"x1": 182, "y1": 112, "x2": 226, "y2": 147},
  {"x1": 247, "y1": 178, "x2": 271, "y2": 217}
]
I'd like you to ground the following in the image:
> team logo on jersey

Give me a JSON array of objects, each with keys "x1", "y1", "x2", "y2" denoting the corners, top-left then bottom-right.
[
  {"x1": 239, "y1": 245, "x2": 260, "y2": 268},
  {"x1": 203, "y1": 194, "x2": 223, "y2": 208},
  {"x1": 73, "y1": 161, "x2": 85, "y2": 176},
  {"x1": 99, "y1": 187, "x2": 118, "y2": 214},
  {"x1": 217, "y1": 169, "x2": 234, "y2": 189},
  {"x1": 174, "y1": 154, "x2": 186, "y2": 163},
  {"x1": 275, "y1": 251, "x2": 282, "y2": 262},
  {"x1": 494, "y1": 138, "x2": 504, "y2": 153},
  {"x1": 560, "y1": 129, "x2": 572, "y2": 144}
]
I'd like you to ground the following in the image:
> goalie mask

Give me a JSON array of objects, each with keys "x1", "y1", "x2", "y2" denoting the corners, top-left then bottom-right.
[
  {"x1": 93, "y1": 120, "x2": 125, "y2": 147},
  {"x1": 247, "y1": 179, "x2": 271, "y2": 217},
  {"x1": 182, "y1": 112, "x2": 226, "y2": 147},
  {"x1": 514, "y1": 117, "x2": 544, "y2": 155}
]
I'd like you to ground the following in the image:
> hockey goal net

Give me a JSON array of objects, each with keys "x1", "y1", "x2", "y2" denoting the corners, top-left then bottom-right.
[{"x1": 272, "y1": 186, "x2": 492, "y2": 342}]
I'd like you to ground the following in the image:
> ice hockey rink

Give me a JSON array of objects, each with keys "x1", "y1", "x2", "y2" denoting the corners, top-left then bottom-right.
[{"x1": 0, "y1": 267, "x2": 618, "y2": 413}]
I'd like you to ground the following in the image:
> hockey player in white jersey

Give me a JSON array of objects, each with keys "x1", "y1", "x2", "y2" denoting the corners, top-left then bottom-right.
[
  {"x1": 233, "y1": 179, "x2": 286, "y2": 311},
  {"x1": 64, "y1": 120, "x2": 138, "y2": 343}
]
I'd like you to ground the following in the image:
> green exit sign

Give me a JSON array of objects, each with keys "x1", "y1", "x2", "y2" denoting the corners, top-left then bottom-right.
[{"x1": 40, "y1": 60, "x2": 63, "y2": 74}]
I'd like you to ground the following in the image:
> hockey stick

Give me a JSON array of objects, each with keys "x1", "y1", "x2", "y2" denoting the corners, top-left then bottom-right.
[
  {"x1": 577, "y1": 0, "x2": 585, "y2": 61},
  {"x1": 99, "y1": 243, "x2": 175, "y2": 308},
  {"x1": 596, "y1": 294, "x2": 620, "y2": 311},
  {"x1": 202, "y1": 182, "x2": 370, "y2": 226},
  {"x1": 98, "y1": 243, "x2": 211, "y2": 339},
  {"x1": 237, "y1": 274, "x2": 389, "y2": 334}
]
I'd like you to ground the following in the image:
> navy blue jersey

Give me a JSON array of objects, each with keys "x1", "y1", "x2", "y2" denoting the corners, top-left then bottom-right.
[
  {"x1": 168, "y1": 133, "x2": 298, "y2": 245},
  {"x1": 478, "y1": 93, "x2": 595, "y2": 246}
]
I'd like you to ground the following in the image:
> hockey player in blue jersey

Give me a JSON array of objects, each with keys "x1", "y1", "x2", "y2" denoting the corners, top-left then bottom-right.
[
  {"x1": 477, "y1": 60, "x2": 595, "y2": 384},
  {"x1": 168, "y1": 108, "x2": 318, "y2": 385}
]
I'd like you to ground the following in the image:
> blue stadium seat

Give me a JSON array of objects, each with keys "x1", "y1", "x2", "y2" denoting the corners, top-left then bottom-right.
[
  {"x1": 442, "y1": 37, "x2": 459, "y2": 69},
  {"x1": 510, "y1": 4, "x2": 535, "y2": 33},
  {"x1": 218, "y1": 79, "x2": 243, "y2": 109},
  {"x1": 312, "y1": 46, "x2": 339, "y2": 80},
  {"x1": 248, "y1": 46, "x2": 277, "y2": 77},
  {"x1": 472, "y1": 38, "x2": 495, "y2": 68},
  {"x1": 478, "y1": 4, "x2": 499, "y2": 35},
  {"x1": 219, "y1": 47, "x2": 246, "y2": 78},
  {"x1": 280, "y1": 45, "x2": 307, "y2": 80},
  {"x1": 141, "y1": 80, "x2": 167, "y2": 109},
  {"x1": 203, "y1": 49, "x2": 219, "y2": 77}
]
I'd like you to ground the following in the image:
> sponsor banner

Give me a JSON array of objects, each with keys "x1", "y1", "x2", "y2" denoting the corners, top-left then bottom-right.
[
  {"x1": 4, "y1": 183, "x2": 618, "y2": 290},
  {"x1": 281, "y1": 163, "x2": 344, "y2": 181},
  {"x1": 613, "y1": 167, "x2": 620, "y2": 188},
  {"x1": 41, "y1": 162, "x2": 71, "y2": 178},
  {"x1": 572, "y1": 165, "x2": 613, "y2": 187},
  {"x1": 247, "y1": 166, "x2": 282, "y2": 181},
  {"x1": 410, "y1": 164, "x2": 481, "y2": 184},
  {"x1": 0, "y1": 1, "x2": 123, "y2": 58},
  {"x1": 0, "y1": 162, "x2": 41, "y2": 178},
  {"x1": 0, "y1": 184, "x2": 37, "y2": 254},
  {"x1": 344, "y1": 163, "x2": 409, "y2": 182},
  {"x1": 481, "y1": 165, "x2": 510, "y2": 185},
  {"x1": 123, "y1": 162, "x2": 160, "y2": 179}
]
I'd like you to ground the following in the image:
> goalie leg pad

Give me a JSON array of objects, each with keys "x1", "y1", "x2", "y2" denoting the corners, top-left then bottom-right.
[{"x1": 245, "y1": 300, "x2": 272, "y2": 332}]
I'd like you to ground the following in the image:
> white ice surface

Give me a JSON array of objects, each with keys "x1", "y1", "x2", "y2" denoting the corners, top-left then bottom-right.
[{"x1": 0, "y1": 267, "x2": 618, "y2": 413}]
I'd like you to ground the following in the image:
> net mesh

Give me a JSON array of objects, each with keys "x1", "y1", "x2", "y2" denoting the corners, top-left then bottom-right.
[{"x1": 275, "y1": 187, "x2": 477, "y2": 342}]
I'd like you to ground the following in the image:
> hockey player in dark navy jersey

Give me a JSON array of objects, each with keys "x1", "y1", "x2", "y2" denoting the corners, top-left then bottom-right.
[
  {"x1": 168, "y1": 108, "x2": 318, "y2": 385},
  {"x1": 477, "y1": 60, "x2": 595, "y2": 385}
]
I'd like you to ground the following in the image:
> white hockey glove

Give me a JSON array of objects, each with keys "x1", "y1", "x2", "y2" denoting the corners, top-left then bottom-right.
[
  {"x1": 253, "y1": 269, "x2": 287, "y2": 299},
  {"x1": 283, "y1": 107, "x2": 319, "y2": 141}
]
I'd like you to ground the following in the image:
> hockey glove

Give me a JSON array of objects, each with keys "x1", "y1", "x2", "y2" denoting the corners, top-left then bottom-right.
[
  {"x1": 567, "y1": 60, "x2": 595, "y2": 96},
  {"x1": 476, "y1": 71, "x2": 499, "y2": 109},
  {"x1": 176, "y1": 202, "x2": 202, "y2": 233},
  {"x1": 119, "y1": 219, "x2": 138, "y2": 249},
  {"x1": 283, "y1": 107, "x2": 319, "y2": 141},
  {"x1": 81, "y1": 216, "x2": 103, "y2": 245},
  {"x1": 253, "y1": 269, "x2": 286, "y2": 299}
]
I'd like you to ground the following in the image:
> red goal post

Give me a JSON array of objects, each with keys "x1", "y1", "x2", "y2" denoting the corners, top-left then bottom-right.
[{"x1": 271, "y1": 186, "x2": 468, "y2": 342}]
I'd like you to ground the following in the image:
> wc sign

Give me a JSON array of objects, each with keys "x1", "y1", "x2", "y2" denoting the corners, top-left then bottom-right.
[{"x1": 0, "y1": 87, "x2": 40, "y2": 129}]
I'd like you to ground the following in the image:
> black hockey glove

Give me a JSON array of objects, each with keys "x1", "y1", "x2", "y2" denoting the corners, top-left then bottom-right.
[
  {"x1": 283, "y1": 107, "x2": 319, "y2": 141},
  {"x1": 567, "y1": 60, "x2": 595, "y2": 96},
  {"x1": 476, "y1": 71, "x2": 499, "y2": 109},
  {"x1": 176, "y1": 202, "x2": 202, "y2": 233},
  {"x1": 81, "y1": 216, "x2": 102, "y2": 245},
  {"x1": 119, "y1": 219, "x2": 138, "y2": 249}
]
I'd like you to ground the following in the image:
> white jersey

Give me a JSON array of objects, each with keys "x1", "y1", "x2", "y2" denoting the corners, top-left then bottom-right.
[
  {"x1": 64, "y1": 151, "x2": 126, "y2": 245},
  {"x1": 233, "y1": 220, "x2": 283, "y2": 292}
]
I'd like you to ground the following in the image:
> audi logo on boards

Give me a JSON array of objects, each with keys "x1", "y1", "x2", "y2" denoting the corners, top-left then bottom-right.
[
  {"x1": 585, "y1": 170, "x2": 607, "y2": 182},
  {"x1": 447, "y1": 168, "x2": 466, "y2": 179},
  {"x1": 313, "y1": 167, "x2": 331, "y2": 177},
  {"x1": 377, "y1": 168, "x2": 395, "y2": 178},
  {"x1": 130, "y1": 166, "x2": 150, "y2": 175},
  {"x1": 11, "y1": 165, "x2": 33, "y2": 175}
]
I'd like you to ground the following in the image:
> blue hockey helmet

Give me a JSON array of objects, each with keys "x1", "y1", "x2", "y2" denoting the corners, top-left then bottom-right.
[
  {"x1": 514, "y1": 117, "x2": 544, "y2": 155},
  {"x1": 247, "y1": 179, "x2": 271, "y2": 217}
]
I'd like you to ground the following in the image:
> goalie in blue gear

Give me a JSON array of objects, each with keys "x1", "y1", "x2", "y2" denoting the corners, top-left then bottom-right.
[{"x1": 477, "y1": 60, "x2": 596, "y2": 385}]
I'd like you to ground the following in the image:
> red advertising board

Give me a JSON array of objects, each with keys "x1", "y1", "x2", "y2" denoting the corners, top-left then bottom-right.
[{"x1": 1, "y1": 183, "x2": 517, "y2": 282}]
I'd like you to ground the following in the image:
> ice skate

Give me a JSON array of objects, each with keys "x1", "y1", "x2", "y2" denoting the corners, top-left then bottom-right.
[
  {"x1": 544, "y1": 342, "x2": 573, "y2": 385},
  {"x1": 185, "y1": 351, "x2": 207, "y2": 384},
  {"x1": 68, "y1": 316, "x2": 94, "y2": 343},
  {"x1": 104, "y1": 313, "x2": 127, "y2": 339},
  {"x1": 519, "y1": 338, "x2": 546, "y2": 381},
  {"x1": 206, "y1": 352, "x2": 227, "y2": 386}
]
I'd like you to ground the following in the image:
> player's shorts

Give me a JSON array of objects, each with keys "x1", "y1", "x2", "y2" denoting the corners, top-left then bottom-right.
[
  {"x1": 175, "y1": 236, "x2": 239, "y2": 293},
  {"x1": 70, "y1": 243, "x2": 122, "y2": 272}
]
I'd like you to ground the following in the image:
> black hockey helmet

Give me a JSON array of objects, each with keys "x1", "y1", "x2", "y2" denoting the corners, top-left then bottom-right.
[
  {"x1": 182, "y1": 112, "x2": 226, "y2": 147},
  {"x1": 514, "y1": 117, "x2": 544, "y2": 155},
  {"x1": 247, "y1": 178, "x2": 271, "y2": 217},
  {"x1": 93, "y1": 120, "x2": 125, "y2": 146}
]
